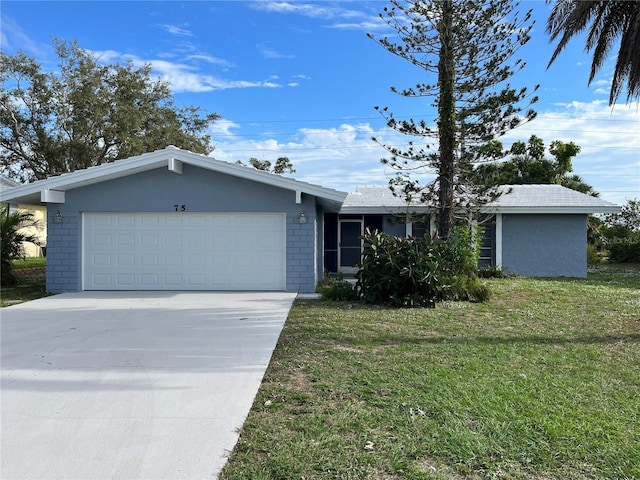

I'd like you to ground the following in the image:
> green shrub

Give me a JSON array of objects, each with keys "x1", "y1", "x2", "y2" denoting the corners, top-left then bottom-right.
[
  {"x1": 587, "y1": 244, "x2": 602, "y2": 265},
  {"x1": 434, "y1": 225, "x2": 482, "y2": 276},
  {"x1": 607, "y1": 240, "x2": 640, "y2": 263},
  {"x1": 356, "y1": 230, "x2": 445, "y2": 307},
  {"x1": 317, "y1": 273, "x2": 356, "y2": 301},
  {"x1": 355, "y1": 226, "x2": 491, "y2": 307},
  {"x1": 478, "y1": 265, "x2": 506, "y2": 278},
  {"x1": 448, "y1": 274, "x2": 492, "y2": 302},
  {"x1": 432, "y1": 225, "x2": 491, "y2": 303}
]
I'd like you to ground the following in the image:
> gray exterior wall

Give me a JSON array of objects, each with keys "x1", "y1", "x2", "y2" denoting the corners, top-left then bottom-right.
[
  {"x1": 502, "y1": 214, "x2": 587, "y2": 278},
  {"x1": 46, "y1": 164, "x2": 320, "y2": 293}
]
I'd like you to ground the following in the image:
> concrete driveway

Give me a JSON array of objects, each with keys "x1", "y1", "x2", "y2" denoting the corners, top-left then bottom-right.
[{"x1": 1, "y1": 291, "x2": 296, "y2": 479}]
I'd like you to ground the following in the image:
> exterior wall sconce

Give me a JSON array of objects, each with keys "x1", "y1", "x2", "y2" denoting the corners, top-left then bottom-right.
[
  {"x1": 298, "y1": 212, "x2": 307, "y2": 224},
  {"x1": 53, "y1": 211, "x2": 63, "y2": 224}
]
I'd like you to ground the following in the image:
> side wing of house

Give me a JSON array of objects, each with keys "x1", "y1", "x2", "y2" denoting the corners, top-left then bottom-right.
[{"x1": 328, "y1": 185, "x2": 621, "y2": 279}]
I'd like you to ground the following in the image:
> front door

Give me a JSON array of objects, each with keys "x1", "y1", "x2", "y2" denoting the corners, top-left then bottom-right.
[{"x1": 338, "y1": 219, "x2": 363, "y2": 274}]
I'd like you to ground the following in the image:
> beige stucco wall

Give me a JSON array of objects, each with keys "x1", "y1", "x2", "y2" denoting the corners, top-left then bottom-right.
[{"x1": 18, "y1": 204, "x2": 47, "y2": 257}]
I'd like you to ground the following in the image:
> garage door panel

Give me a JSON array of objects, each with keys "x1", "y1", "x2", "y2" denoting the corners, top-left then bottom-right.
[
  {"x1": 118, "y1": 215, "x2": 135, "y2": 226},
  {"x1": 83, "y1": 213, "x2": 286, "y2": 291}
]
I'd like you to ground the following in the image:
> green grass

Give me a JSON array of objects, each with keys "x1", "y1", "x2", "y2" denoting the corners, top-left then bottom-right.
[
  {"x1": 1, "y1": 258, "x2": 47, "y2": 307},
  {"x1": 220, "y1": 264, "x2": 640, "y2": 480},
  {"x1": 11, "y1": 257, "x2": 46, "y2": 269}
]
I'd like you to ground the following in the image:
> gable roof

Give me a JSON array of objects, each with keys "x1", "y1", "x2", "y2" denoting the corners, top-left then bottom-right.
[
  {"x1": 0, "y1": 146, "x2": 347, "y2": 211},
  {"x1": 340, "y1": 185, "x2": 621, "y2": 214}
]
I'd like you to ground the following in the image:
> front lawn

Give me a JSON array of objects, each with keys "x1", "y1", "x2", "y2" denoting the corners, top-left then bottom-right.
[
  {"x1": 1, "y1": 258, "x2": 47, "y2": 307},
  {"x1": 220, "y1": 266, "x2": 640, "y2": 479}
]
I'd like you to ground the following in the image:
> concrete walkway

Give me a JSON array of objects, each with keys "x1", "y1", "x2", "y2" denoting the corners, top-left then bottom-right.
[{"x1": 1, "y1": 291, "x2": 296, "y2": 479}]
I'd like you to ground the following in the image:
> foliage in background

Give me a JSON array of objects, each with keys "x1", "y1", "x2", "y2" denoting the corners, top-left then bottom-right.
[
  {"x1": 587, "y1": 244, "x2": 601, "y2": 265},
  {"x1": 601, "y1": 199, "x2": 640, "y2": 263},
  {"x1": 0, "y1": 39, "x2": 219, "y2": 182},
  {"x1": 547, "y1": 0, "x2": 640, "y2": 104},
  {"x1": 356, "y1": 226, "x2": 489, "y2": 307},
  {"x1": 608, "y1": 241, "x2": 640, "y2": 263},
  {"x1": 236, "y1": 157, "x2": 295, "y2": 175},
  {"x1": 369, "y1": 0, "x2": 538, "y2": 240},
  {"x1": 473, "y1": 135, "x2": 597, "y2": 196},
  {"x1": 1, "y1": 205, "x2": 41, "y2": 285}
]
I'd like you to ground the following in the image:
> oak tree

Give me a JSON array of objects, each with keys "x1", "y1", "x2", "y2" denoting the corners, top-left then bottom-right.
[{"x1": 0, "y1": 40, "x2": 220, "y2": 182}]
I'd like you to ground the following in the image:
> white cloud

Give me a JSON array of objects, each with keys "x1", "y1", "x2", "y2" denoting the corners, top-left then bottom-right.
[
  {"x1": 250, "y1": 1, "x2": 387, "y2": 32},
  {"x1": 91, "y1": 50, "x2": 283, "y2": 92},
  {"x1": 257, "y1": 43, "x2": 295, "y2": 59},
  {"x1": 0, "y1": 16, "x2": 51, "y2": 58},
  {"x1": 160, "y1": 24, "x2": 193, "y2": 37},
  {"x1": 251, "y1": 1, "x2": 362, "y2": 20},
  {"x1": 185, "y1": 54, "x2": 235, "y2": 68},
  {"x1": 210, "y1": 119, "x2": 241, "y2": 138},
  {"x1": 209, "y1": 121, "x2": 411, "y2": 191},
  {"x1": 327, "y1": 21, "x2": 389, "y2": 31}
]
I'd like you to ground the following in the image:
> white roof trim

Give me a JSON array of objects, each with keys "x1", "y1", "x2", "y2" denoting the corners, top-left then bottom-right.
[
  {"x1": 339, "y1": 185, "x2": 621, "y2": 215},
  {"x1": 340, "y1": 205, "x2": 432, "y2": 215},
  {"x1": 0, "y1": 146, "x2": 347, "y2": 205},
  {"x1": 481, "y1": 205, "x2": 622, "y2": 214}
]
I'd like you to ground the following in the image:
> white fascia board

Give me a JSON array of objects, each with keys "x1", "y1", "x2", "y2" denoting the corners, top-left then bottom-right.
[
  {"x1": 481, "y1": 205, "x2": 622, "y2": 214},
  {"x1": 41, "y1": 189, "x2": 65, "y2": 203},
  {"x1": 339, "y1": 206, "x2": 432, "y2": 215},
  {"x1": 168, "y1": 158, "x2": 183, "y2": 174},
  {"x1": 0, "y1": 153, "x2": 168, "y2": 203}
]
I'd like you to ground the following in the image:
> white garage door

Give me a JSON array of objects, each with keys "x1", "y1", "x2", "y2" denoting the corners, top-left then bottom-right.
[{"x1": 83, "y1": 212, "x2": 286, "y2": 291}]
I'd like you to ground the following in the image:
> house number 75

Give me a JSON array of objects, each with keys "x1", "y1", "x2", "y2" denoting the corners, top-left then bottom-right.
[{"x1": 174, "y1": 204, "x2": 186, "y2": 211}]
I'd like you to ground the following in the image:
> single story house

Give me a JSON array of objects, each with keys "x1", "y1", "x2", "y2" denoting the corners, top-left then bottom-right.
[
  {"x1": 0, "y1": 146, "x2": 621, "y2": 293},
  {"x1": 329, "y1": 185, "x2": 621, "y2": 278}
]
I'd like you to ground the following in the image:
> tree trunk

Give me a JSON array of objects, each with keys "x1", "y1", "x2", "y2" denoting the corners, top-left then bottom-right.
[{"x1": 437, "y1": 0, "x2": 456, "y2": 240}]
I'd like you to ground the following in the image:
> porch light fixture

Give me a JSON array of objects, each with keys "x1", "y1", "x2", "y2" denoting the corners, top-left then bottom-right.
[
  {"x1": 53, "y1": 211, "x2": 63, "y2": 224},
  {"x1": 298, "y1": 212, "x2": 307, "y2": 224}
]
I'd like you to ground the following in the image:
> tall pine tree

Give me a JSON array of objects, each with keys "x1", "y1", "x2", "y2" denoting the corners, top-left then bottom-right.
[{"x1": 370, "y1": 0, "x2": 538, "y2": 239}]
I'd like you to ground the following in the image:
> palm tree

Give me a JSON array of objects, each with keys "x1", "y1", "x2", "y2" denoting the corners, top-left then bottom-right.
[
  {"x1": 1, "y1": 205, "x2": 42, "y2": 285},
  {"x1": 546, "y1": 0, "x2": 640, "y2": 105}
]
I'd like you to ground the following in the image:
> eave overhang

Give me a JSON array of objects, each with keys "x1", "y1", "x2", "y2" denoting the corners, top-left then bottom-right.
[{"x1": 0, "y1": 146, "x2": 348, "y2": 210}]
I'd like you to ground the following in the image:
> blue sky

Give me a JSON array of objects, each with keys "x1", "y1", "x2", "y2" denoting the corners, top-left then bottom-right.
[{"x1": 1, "y1": 0, "x2": 638, "y2": 205}]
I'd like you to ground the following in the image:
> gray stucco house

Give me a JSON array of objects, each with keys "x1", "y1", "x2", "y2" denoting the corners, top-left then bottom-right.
[
  {"x1": 0, "y1": 146, "x2": 621, "y2": 293},
  {"x1": 330, "y1": 185, "x2": 621, "y2": 278}
]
